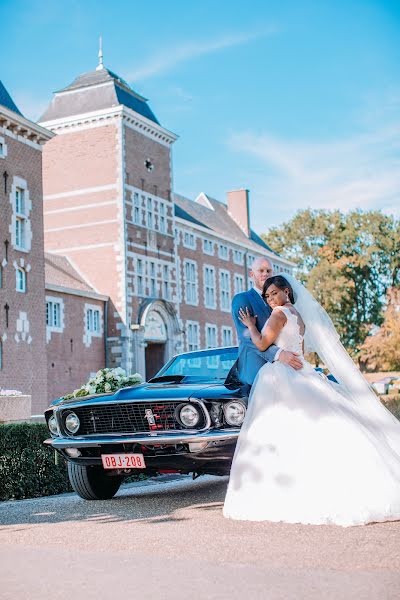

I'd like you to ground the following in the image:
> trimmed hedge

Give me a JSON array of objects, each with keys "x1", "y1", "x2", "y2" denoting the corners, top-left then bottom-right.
[{"x1": 0, "y1": 423, "x2": 72, "y2": 501}]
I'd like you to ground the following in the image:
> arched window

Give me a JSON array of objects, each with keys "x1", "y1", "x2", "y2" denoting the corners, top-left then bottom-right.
[{"x1": 16, "y1": 267, "x2": 26, "y2": 292}]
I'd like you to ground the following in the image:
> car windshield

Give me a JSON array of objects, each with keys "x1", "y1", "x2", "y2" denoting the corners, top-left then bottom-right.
[{"x1": 154, "y1": 347, "x2": 238, "y2": 383}]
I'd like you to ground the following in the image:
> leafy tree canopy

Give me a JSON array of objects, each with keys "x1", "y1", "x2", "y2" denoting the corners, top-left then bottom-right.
[{"x1": 262, "y1": 209, "x2": 400, "y2": 356}]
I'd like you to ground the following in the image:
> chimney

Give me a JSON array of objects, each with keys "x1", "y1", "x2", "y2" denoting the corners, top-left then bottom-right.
[{"x1": 227, "y1": 189, "x2": 250, "y2": 237}]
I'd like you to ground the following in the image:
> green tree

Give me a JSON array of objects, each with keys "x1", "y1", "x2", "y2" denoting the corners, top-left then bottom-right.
[{"x1": 262, "y1": 209, "x2": 400, "y2": 357}]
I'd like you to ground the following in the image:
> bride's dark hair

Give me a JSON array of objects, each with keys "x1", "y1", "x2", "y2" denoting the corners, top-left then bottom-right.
[{"x1": 263, "y1": 275, "x2": 295, "y2": 303}]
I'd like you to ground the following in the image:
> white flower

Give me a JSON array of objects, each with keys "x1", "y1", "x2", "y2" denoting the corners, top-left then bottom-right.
[
  {"x1": 104, "y1": 382, "x2": 111, "y2": 392},
  {"x1": 106, "y1": 371, "x2": 114, "y2": 380},
  {"x1": 88, "y1": 385, "x2": 97, "y2": 395}
]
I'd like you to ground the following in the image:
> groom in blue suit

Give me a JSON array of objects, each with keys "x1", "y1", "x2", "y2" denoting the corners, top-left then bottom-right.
[{"x1": 232, "y1": 257, "x2": 303, "y2": 385}]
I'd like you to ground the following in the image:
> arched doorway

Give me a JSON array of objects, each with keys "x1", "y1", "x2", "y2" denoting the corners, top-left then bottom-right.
[
  {"x1": 138, "y1": 300, "x2": 182, "y2": 380},
  {"x1": 144, "y1": 311, "x2": 167, "y2": 379}
]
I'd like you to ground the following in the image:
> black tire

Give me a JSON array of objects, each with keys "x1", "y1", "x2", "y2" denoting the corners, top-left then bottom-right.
[{"x1": 67, "y1": 462, "x2": 123, "y2": 500}]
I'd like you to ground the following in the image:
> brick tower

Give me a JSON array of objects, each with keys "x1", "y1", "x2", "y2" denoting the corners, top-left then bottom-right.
[{"x1": 39, "y1": 50, "x2": 181, "y2": 379}]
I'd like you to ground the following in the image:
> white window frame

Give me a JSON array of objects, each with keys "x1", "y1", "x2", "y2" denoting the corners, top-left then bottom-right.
[
  {"x1": 205, "y1": 323, "x2": 218, "y2": 368},
  {"x1": 159, "y1": 202, "x2": 166, "y2": 234},
  {"x1": 16, "y1": 267, "x2": 26, "y2": 293},
  {"x1": 218, "y1": 244, "x2": 229, "y2": 260},
  {"x1": 0, "y1": 137, "x2": 7, "y2": 159},
  {"x1": 183, "y1": 259, "x2": 198, "y2": 306},
  {"x1": 133, "y1": 192, "x2": 141, "y2": 225},
  {"x1": 203, "y1": 264, "x2": 216, "y2": 309},
  {"x1": 221, "y1": 326, "x2": 233, "y2": 347},
  {"x1": 233, "y1": 249, "x2": 244, "y2": 265},
  {"x1": 203, "y1": 238, "x2": 214, "y2": 255},
  {"x1": 10, "y1": 177, "x2": 32, "y2": 253},
  {"x1": 219, "y1": 270, "x2": 231, "y2": 312},
  {"x1": 183, "y1": 231, "x2": 196, "y2": 249},
  {"x1": 83, "y1": 303, "x2": 103, "y2": 348},
  {"x1": 186, "y1": 320, "x2": 200, "y2": 352},
  {"x1": 149, "y1": 261, "x2": 157, "y2": 297},
  {"x1": 137, "y1": 258, "x2": 145, "y2": 296},
  {"x1": 146, "y1": 197, "x2": 154, "y2": 229},
  {"x1": 234, "y1": 273, "x2": 245, "y2": 295},
  {"x1": 45, "y1": 295, "x2": 65, "y2": 342}
]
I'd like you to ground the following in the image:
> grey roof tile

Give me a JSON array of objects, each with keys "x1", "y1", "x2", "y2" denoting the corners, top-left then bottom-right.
[
  {"x1": 39, "y1": 67, "x2": 159, "y2": 124},
  {"x1": 45, "y1": 253, "x2": 98, "y2": 294},
  {"x1": 173, "y1": 193, "x2": 278, "y2": 256},
  {"x1": 0, "y1": 81, "x2": 23, "y2": 116}
]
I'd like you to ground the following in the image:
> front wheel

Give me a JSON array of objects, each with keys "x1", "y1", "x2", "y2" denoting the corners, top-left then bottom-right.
[{"x1": 67, "y1": 462, "x2": 123, "y2": 500}]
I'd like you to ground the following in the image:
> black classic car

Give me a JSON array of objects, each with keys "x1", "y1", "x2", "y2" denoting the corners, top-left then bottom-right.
[{"x1": 44, "y1": 346, "x2": 249, "y2": 500}]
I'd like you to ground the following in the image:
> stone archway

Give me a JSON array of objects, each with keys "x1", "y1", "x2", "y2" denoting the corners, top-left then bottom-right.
[{"x1": 134, "y1": 300, "x2": 182, "y2": 380}]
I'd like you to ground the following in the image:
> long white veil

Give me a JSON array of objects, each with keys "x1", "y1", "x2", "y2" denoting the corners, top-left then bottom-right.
[{"x1": 283, "y1": 273, "x2": 400, "y2": 455}]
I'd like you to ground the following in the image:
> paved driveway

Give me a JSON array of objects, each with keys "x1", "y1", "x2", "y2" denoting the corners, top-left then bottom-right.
[{"x1": 1, "y1": 475, "x2": 399, "y2": 599}]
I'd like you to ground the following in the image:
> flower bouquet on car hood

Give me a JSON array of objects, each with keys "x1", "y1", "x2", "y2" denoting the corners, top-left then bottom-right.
[{"x1": 63, "y1": 368, "x2": 142, "y2": 400}]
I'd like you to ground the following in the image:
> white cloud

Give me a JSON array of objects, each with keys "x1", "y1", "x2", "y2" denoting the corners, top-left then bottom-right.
[
  {"x1": 127, "y1": 27, "x2": 278, "y2": 81},
  {"x1": 228, "y1": 118, "x2": 400, "y2": 225}
]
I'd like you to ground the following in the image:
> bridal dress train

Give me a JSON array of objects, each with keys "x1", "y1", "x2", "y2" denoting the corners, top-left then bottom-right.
[{"x1": 223, "y1": 305, "x2": 400, "y2": 526}]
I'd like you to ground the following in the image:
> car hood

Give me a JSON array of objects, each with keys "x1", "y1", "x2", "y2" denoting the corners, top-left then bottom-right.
[{"x1": 49, "y1": 381, "x2": 245, "y2": 408}]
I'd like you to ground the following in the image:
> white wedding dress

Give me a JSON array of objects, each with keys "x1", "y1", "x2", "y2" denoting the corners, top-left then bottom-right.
[{"x1": 223, "y1": 305, "x2": 400, "y2": 526}]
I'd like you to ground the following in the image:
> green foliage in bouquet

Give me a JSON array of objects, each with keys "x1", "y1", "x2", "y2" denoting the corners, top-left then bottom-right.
[{"x1": 63, "y1": 367, "x2": 142, "y2": 400}]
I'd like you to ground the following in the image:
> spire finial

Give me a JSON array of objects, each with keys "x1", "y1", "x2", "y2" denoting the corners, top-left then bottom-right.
[{"x1": 96, "y1": 35, "x2": 104, "y2": 71}]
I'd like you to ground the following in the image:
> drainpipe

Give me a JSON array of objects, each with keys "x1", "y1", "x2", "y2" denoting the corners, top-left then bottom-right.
[{"x1": 104, "y1": 299, "x2": 108, "y2": 368}]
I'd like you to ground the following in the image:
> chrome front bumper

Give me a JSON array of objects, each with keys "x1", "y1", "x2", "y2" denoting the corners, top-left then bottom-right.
[{"x1": 44, "y1": 428, "x2": 240, "y2": 449}]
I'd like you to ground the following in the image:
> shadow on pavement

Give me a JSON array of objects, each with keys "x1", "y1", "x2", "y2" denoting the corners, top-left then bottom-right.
[{"x1": 0, "y1": 475, "x2": 227, "y2": 528}]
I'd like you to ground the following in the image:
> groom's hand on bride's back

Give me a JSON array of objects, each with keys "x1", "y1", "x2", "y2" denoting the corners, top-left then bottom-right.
[{"x1": 278, "y1": 350, "x2": 303, "y2": 370}]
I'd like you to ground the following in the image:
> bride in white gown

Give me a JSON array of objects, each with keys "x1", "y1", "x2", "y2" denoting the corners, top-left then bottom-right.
[{"x1": 223, "y1": 275, "x2": 400, "y2": 526}]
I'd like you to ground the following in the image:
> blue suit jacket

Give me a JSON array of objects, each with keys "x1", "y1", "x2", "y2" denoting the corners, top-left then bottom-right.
[{"x1": 232, "y1": 288, "x2": 279, "y2": 385}]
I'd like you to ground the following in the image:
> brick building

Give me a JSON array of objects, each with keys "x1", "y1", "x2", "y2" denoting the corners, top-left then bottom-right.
[
  {"x1": 38, "y1": 56, "x2": 293, "y2": 391},
  {"x1": 1, "y1": 54, "x2": 294, "y2": 415},
  {"x1": 0, "y1": 81, "x2": 53, "y2": 412}
]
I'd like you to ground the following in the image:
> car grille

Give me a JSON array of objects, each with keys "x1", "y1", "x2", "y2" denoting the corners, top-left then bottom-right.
[{"x1": 61, "y1": 401, "x2": 206, "y2": 435}]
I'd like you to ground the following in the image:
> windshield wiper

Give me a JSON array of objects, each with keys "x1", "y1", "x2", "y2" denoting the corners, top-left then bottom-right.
[{"x1": 148, "y1": 375, "x2": 186, "y2": 383}]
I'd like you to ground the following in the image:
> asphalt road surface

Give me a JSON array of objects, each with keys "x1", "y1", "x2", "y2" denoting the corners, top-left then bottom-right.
[{"x1": 1, "y1": 475, "x2": 400, "y2": 599}]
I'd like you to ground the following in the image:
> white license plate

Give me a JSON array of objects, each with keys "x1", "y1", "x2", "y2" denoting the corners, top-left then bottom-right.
[{"x1": 101, "y1": 453, "x2": 146, "y2": 470}]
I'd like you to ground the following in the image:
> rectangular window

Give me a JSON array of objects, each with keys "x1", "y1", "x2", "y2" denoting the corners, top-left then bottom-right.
[
  {"x1": 46, "y1": 301, "x2": 61, "y2": 327},
  {"x1": 149, "y1": 261, "x2": 156, "y2": 297},
  {"x1": 183, "y1": 231, "x2": 196, "y2": 249},
  {"x1": 159, "y1": 202, "x2": 166, "y2": 233},
  {"x1": 137, "y1": 258, "x2": 144, "y2": 295},
  {"x1": 16, "y1": 267, "x2": 26, "y2": 293},
  {"x1": 220, "y1": 270, "x2": 231, "y2": 312},
  {"x1": 133, "y1": 192, "x2": 141, "y2": 225},
  {"x1": 221, "y1": 327, "x2": 233, "y2": 346},
  {"x1": 147, "y1": 197, "x2": 153, "y2": 229},
  {"x1": 187, "y1": 321, "x2": 200, "y2": 351},
  {"x1": 15, "y1": 188, "x2": 25, "y2": 214},
  {"x1": 86, "y1": 308, "x2": 100, "y2": 333},
  {"x1": 203, "y1": 239, "x2": 214, "y2": 255},
  {"x1": 163, "y1": 264, "x2": 170, "y2": 299},
  {"x1": 234, "y1": 274, "x2": 245, "y2": 295},
  {"x1": 206, "y1": 324, "x2": 218, "y2": 368},
  {"x1": 184, "y1": 260, "x2": 198, "y2": 305},
  {"x1": 203, "y1": 265, "x2": 216, "y2": 309},
  {"x1": 218, "y1": 244, "x2": 229, "y2": 260},
  {"x1": 15, "y1": 217, "x2": 25, "y2": 249},
  {"x1": 0, "y1": 141, "x2": 4, "y2": 158},
  {"x1": 234, "y1": 250, "x2": 244, "y2": 265}
]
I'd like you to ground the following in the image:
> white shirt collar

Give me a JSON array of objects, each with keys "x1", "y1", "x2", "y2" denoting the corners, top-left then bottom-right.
[{"x1": 253, "y1": 286, "x2": 263, "y2": 296}]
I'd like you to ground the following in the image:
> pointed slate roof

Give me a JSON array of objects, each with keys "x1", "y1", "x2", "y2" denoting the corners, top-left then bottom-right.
[
  {"x1": 0, "y1": 81, "x2": 23, "y2": 116},
  {"x1": 39, "y1": 66, "x2": 159, "y2": 124},
  {"x1": 173, "y1": 193, "x2": 279, "y2": 256}
]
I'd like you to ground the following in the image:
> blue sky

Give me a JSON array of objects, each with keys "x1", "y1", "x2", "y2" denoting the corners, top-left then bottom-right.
[{"x1": 1, "y1": 0, "x2": 399, "y2": 231}]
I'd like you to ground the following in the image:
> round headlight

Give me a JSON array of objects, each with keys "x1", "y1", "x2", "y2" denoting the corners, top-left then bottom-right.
[
  {"x1": 48, "y1": 414, "x2": 59, "y2": 435},
  {"x1": 224, "y1": 401, "x2": 246, "y2": 426},
  {"x1": 65, "y1": 412, "x2": 80, "y2": 434},
  {"x1": 178, "y1": 404, "x2": 200, "y2": 428}
]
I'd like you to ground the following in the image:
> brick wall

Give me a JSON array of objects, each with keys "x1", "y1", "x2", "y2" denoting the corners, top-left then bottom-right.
[
  {"x1": 0, "y1": 131, "x2": 48, "y2": 413},
  {"x1": 45, "y1": 289, "x2": 105, "y2": 402}
]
